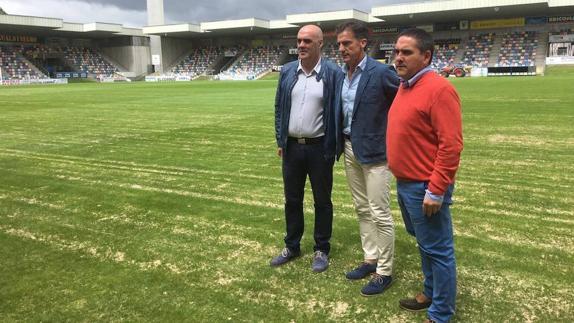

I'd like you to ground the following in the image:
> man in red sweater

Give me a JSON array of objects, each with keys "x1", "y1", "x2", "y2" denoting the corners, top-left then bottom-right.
[{"x1": 387, "y1": 28, "x2": 463, "y2": 323}]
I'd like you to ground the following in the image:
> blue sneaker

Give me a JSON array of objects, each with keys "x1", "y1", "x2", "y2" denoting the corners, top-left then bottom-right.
[
  {"x1": 270, "y1": 248, "x2": 300, "y2": 267},
  {"x1": 360, "y1": 274, "x2": 393, "y2": 296},
  {"x1": 345, "y1": 262, "x2": 377, "y2": 280},
  {"x1": 311, "y1": 251, "x2": 329, "y2": 273}
]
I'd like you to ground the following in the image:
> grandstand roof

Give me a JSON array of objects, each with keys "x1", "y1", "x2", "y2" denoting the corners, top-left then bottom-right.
[
  {"x1": 0, "y1": 14, "x2": 143, "y2": 38},
  {"x1": 144, "y1": 9, "x2": 383, "y2": 38},
  {"x1": 372, "y1": 0, "x2": 574, "y2": 26},
  {"x1": 144, "y1": 0, "x2": 574, "y2": 38},
  {"x1": 1, "y1": 0, "x2": 573, "y2": 41}
]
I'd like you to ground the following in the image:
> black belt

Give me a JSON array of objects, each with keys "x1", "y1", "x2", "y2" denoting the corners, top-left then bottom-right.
[
  {"x1": 288, "y1": 136, "x2": 324, "y2": 145},
  {"x1": 344, "y1": 134, "x2": 351, "y2": 140}
]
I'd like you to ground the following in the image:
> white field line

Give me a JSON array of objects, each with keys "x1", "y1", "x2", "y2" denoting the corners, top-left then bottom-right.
[
  {"x1": 453, "y1": 204, "x2": 574, "y2": 224},
  {"x1": 453, "y1": 227, "x2": 574, "y2": 254},
  {"x1": 457, "y1": 267, "x2": 573, "y2": 320},
  {"x1": 457, "y1": 176, "x2": 574, "y2": 191},
  {"x1": 0, "y1": 149, "x2": 282, "y2": 183},
  {"x1": 0, "y1": 148, "x2": 352, "y2": 192},
  {"x1": 1, "y1": 185, "x2": 568, "y2": 253},
  {"x1": 0, "y1": 225, "x2": 190, "y2": 275},
  {"x1": 0, "y1": 194, "x2": 65, "y2": 210},
  {"x1": 390, "y1": 211, "x2": 574, "y2": 254},
  {"x1": 53, "y1": 174, "x2": 284, "y2": 209}
]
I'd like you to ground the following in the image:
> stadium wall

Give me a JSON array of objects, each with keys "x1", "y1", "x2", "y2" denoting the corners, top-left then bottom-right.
[
  {"x1": 95, "y1": 36, "x2": 152, "y2": 76},
  {"x1": 160, "y1": 37, "x2": 193, "y2": 72},
  {"x1": 100, "y1": 45, "x2": 151, "y2": 76}
]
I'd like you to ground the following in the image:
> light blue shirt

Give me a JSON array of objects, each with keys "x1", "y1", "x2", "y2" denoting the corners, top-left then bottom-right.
[
  {"x1": 400, "y1": 65, "x2": 433, "y2": 88},
  {"x1": 288, "y1": 58, "x2": 325, "y2": 138},
  {"x1": 341, "y1": 55, "x2": 368, "y2": 135}
]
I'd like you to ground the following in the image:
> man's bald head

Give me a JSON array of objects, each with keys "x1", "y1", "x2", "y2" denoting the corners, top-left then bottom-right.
[
  {"x1": 299, "y1": 24, "x2": 324, "y2": 42},
  {"x1": 297, "y1": 24, "x2": 323, "y2": 69}
]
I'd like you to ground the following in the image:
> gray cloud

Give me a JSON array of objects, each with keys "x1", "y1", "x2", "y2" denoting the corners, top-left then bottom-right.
[
  {"x1": 165, "y1": 0, "x2": 384, "y2": 23},
  {"x1": 0, "y1": 0, "x2": 417, "y2": 26}
]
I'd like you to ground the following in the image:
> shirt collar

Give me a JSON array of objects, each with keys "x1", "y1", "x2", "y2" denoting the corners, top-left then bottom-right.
[
  {"x1": 297, "y1": 57, "x2": 322, "y2": 76},
  {"x1": 342, "y1": 54, "x2": 368, "y2": 74},
  {"x1": 400, "y1": 65, "x2": 433, "y2": 88}
]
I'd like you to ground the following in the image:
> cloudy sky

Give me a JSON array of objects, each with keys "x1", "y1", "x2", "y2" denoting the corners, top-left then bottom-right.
[{"x1": 0, "y1": 0, "x2": 415, "y2": 28}]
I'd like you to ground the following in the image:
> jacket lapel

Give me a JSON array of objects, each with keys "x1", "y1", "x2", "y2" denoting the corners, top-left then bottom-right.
[{"x1": 352, "y1": 57, "x2": 373, "y2": 117}]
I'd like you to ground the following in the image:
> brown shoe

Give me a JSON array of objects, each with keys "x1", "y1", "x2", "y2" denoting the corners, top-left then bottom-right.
[
  {"x1": 399, "y1": 293, "x2": 432, "y2": 312},
  {"x1": 422, "y1": 319, "x2": 436, "y2": 323}
]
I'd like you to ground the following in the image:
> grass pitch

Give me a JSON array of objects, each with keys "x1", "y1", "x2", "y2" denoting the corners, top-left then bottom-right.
[{"x1": 0, "y1": 71, "x2": 573, "y2": 322}]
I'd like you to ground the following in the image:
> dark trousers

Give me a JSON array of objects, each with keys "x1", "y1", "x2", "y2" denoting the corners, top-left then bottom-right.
[{"x1": 282, "y1": 140, "x2": 334, "y2": 254}]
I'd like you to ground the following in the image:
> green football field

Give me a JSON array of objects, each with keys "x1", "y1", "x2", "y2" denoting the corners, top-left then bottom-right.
[{"x1": 1, "y1": 68, "x2": 573, "y2": 322}]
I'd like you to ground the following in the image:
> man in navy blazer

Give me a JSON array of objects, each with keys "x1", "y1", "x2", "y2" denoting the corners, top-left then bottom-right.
[
  {"x1": 335, "y1": 21, "x2": 400, "y2": 296},
  {"x1": 271, "y1": 25, "x2": 342, "y2": 273}
]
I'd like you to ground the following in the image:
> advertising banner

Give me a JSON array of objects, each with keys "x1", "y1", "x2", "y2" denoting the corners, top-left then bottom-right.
[
  {"x1": 546, "y1": 56, "x2": 574, "y2": 65},
  {"x1": 371, "y1": 27, "x2": 399, "y2": 35},
  {"x1": 145, "y1": 75, "x2": 191, "y2": 82},
  {"x1": 549, "y1": 34, "x2": 574, "y2": 42},
  {"x1": 470, "y1": 17, "x2": 525, "y2": 30},
  {"x1": 548, "y1": 16, "x2": 574, "y2": 23},
  {"x1": 1, "y1": 78, "x2": 68, "y2": 86},
  {"x1": 0, "y1": 34, "x2": 38, "y2": 43},
  {"x1": 56, "y1": 72, "x2": 88, "y2": 78},
  {"x1": 152, "y1": 54, "x2": 161, "y2": 65},
  {"x1": 526, "y1": 16, "x2": 547, "y2": 25}
]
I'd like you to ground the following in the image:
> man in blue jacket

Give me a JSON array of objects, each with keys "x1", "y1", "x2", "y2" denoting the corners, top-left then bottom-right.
[
  {"x1": 335, "y1": 21, "x2": 400, "y2": 294},
  {"x1": 271, "y1": 24, "x2": 342, "y2": 272}
]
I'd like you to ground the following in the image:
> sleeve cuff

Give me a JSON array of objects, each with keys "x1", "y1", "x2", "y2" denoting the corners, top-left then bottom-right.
[{"x1": 425, "y1": 189, "x2": 444, "y2": 204}]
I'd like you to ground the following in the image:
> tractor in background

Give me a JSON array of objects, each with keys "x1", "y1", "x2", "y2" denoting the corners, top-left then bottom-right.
[{"x1": 439, "y1": 64, "x2": 471, "y2": 78}]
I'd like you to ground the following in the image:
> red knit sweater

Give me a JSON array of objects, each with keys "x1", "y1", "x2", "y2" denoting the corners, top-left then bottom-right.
[{"x1": 387, "y1": 71, "x2": 463, "y2": 195}]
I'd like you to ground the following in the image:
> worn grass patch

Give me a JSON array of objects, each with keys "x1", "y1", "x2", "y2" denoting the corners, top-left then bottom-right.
[{"x1": 0, "y1": 76, "x2": 573, "y2": 322}]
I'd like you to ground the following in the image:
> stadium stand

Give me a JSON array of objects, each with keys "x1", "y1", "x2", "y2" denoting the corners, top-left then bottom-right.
[
  {"x1": 432, "y1": 39, "x2": 461, "y2": 69},
  {"x1": 171, "y1": 47, "x2": 223, "y2": 78},
  {"x1": 0, "y1": 42, "x2": 125, "y2": 81},
  {"x1": 220, "y1": 46, "x2": 284, "y2": 79},
  {"x1": 322, "y1": 43, "x2": 344, "y2": 67},
  {"x1": 0, "y1": 45, "x2": 47, "y2": 80},
  {"x1": 2, "y1": 1, "x2": 574, "y2": 83},
  {"x1": 548, "y1": 28, "x2": 574, "y2": 57},
  {"x1": 497, "y1": 31, "x2": 538, "y2": 67},
  {"x1": 63, "y1": 46, "x2": 118, "y2": 77},
  {"x1": 462, "y1": 33, "x2": 495, "y2": 68}
]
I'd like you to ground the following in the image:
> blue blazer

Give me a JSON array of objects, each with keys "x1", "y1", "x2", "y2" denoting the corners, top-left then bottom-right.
[
  {"x1": 275, "y1": 58, "x2": 343, "y2": 161},
  {"x1": 335, "y1": 56, "x2": 399, "y2": 164}
]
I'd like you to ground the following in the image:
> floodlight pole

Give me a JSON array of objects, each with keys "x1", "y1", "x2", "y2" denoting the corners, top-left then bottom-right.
[{"x1": 147, "y1": 0, "x2": 165, "y2": 74}]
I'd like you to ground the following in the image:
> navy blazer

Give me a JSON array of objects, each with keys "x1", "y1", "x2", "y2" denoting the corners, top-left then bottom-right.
[
  {"x1": 335, "y1": 56, "x2": 400, "y2": 164},
  {"x1": 275, "y1": 58, "x2": 343, "y2": 161}
]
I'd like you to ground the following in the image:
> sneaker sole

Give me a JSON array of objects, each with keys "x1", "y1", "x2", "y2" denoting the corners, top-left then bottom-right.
[
  {"x1": 398, "y1": 303, "x2": 431, "y2": 312},
  {"x1": 269, "y1": 255, "x2": 301, "y2": 267},
  {"x1": 360, "y1": 279, "x2": 394, "y2": 297},
  {"x1": 345, "y1": 272, "x2": 375, "y2": 280}
]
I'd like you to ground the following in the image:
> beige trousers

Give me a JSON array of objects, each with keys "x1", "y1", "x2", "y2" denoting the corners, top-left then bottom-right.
[{"x1": 344, "y1": 139, "x2": 395, "y2": 276}]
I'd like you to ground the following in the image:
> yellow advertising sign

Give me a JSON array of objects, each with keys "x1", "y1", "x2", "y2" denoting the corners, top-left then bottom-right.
[
  {"x1": 251, "y1": 39, "x2": 265, "y2": 47},
  {"x1": 470, "y1": 17, "x2": 525, "y2": 30},
  {"x1": 0, "y1": 34, "x2": 38, "y2": 43}
]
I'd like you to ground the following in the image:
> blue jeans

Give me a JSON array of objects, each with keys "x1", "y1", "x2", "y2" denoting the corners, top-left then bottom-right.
[
  {"x1": 282, "y1": 139, "x2": 334, "y2": 254},
  {"x1": 397, "y1": 181, "x2": 456, "y2": 323}
]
